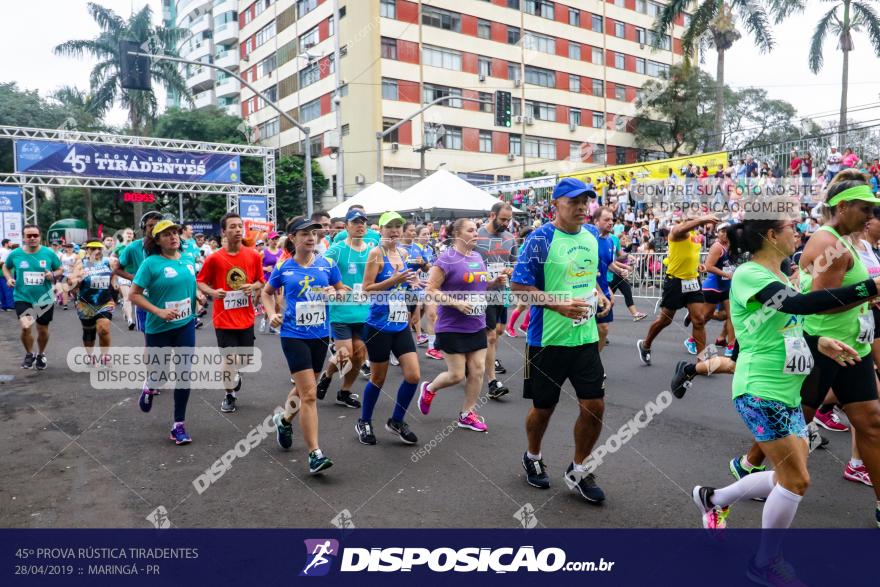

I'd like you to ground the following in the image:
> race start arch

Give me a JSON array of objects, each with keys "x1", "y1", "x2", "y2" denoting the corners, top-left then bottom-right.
[{"x1": 0, "y1": 125, "x2": 276, "y2": 228}]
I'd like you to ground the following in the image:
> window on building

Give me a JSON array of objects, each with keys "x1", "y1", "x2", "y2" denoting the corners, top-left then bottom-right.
[
  {"x1": 568, "y1": 42, "x2": 581, "y2": 60},
  {"x1": 635, "y1": 57, "x2": 645, "y2": 74},
  {"x1": 341, "y1": 124, "x2": 350, "y2": 136},
  {"x1": 616, "y1": 146, "x2": 627, "y2": 163},
  {"x1": 647, "y1": 60, "x2": 669, "y2": 77},
  {"x1": 636, "y1": 0, "x2": 647, "y2": 13},
  {"x1": 258, "y1": 116, "x2": 279, "y2": 139},
  {"x1": 647, "y1": 1, "x2": 661, "y2": 17},
  {"x1": 299, "y1": 61, "x2": 321, "y2": 87},
  {"x1": 524, "y1": 65, "x2": 555, "y2": 87},
  {"x1": 510, "y1": 133, "x2": 521, "y2": 156},
  {"x1": 507, "y1": 0, "x2": 520, "y2": 9},
  {"x1": 479, "y1": 131, "x2": 493, "y2": 153},
  {"x1": 422, "y1": 6, "x2": 461, "y2": 32},
  {"x1": 635, "y1": 27, "x2": 646, "y2": 45},
  {"x1": 382, "y1": 118, "x2": 400, "y2": 143},
  {"x1": 477, "y1": 19, "x2": 491, "y2": 39},
  {"x1": 522, "y1": 31, "x2": 555, "y2": 54},
  {"x1": 478, "y1": 56, "x2": 492, "y2": 77},
  {"x1": 382, "y1": 78, "x2": 398, "y2": 100},
  {"x1": 479, "y1": 91, "x2": 493, "y2": 112},
  {"x1": 525, "y1": 137, "x2": 556, "y2": 159},
  {"x1": 507, "y1": 26, "x2": 521, "y2": 45},
  {"x1": 594, "y1": 144, "x2": 606, "y2": 164},
  {"x1": 427, "y1": 125, "x2": 463, "y2": 150},
  {"x1": 423, "y1": 83, "x2": 462, "y2": 108},
  {"x1": 569, "y1": 74, "x2": 580, "y2": 92},
  {"x1": 591, "y1": 14, "x2": 603, "y2": 33},
  {"x1": 422, "y1": 45, "x2": 462, "y2": 70},
  {"x1": 592, "y1": 78, "x2": 604, "y2": 96},
  {"x1": 569, "y1": 8, "x2": 580, "y2": 26},
  {"x1": 264, "y1": 85, "x2": 277, "y2": 103},
  {"x1": 614, "y1": 21, "x2": 625, "y2": 38},
  {"x1": 300, "y1": 98, "x2": 321, "y2": 123},
  {"x1": 569, "y1": 142, "x2": 582, "y2": 161},
  {"x1": 684, "y1": 13, "x2": 692, "y2": 27},
  {"x1": 592, "y1": 112, "x2": 605, "y2": 128},
  {"x1": 524, "y1": 0, "x2": 554, "y2": 19},
  {"x1": 380, "y1": 0, "x2": 396, "y2": 19},
  {"x1": 508, "y1": 62, "x2": 520, "y2": 81},
  {"x1": 646, "y1": 31, "x2": 672, "y2": 50},
  {"x1": 569, "y1": 109, "x2": 581, "y2": 126},
  {"x1": 258, "y1": 53, "x2": 277, "y2": 77},
  {"x1": 296, "y1": 0, "x2": 317, "y2": 18},
  {"x1": 381, "y1": 37, "x2": 397, "y2": 59},
  {"x1": 255, "y1": 21, "x2": 276, "y2": 47},
  {"x1": 525, "y1": 100, "x2": 555, "y2": 121},
  {"x1": 591, "y1": 46, "x2": 604, "y2": 65},
  {"x1": 615, "y1": 85, "x2": 626, "y2": 101},
  {"x1": 299, "y1": 26, "x2": 319, "y2": 52},
  {"x1": 615, "y1": 52, "x2": 625, "y2": 69}
]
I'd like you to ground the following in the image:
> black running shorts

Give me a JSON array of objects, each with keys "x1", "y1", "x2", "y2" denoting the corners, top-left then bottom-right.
[
  {"x1": 523, "y1": 343, "x2": 605, "y2": 409},
  {"x1": 800, "y1": 335, "x2": 878, "y2": 408},
  {"x1": 660, "y1": 276, "x2": 705, "y2": 312}
]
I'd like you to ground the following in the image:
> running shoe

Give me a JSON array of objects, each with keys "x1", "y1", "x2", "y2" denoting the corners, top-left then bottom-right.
[
  {"x1": 34, "y1": 353, "x2": 47, "y2": 370},
  {"x1": 814, "y1": 409, "x2": 849, "y2": 432},
  {"x1": 195, "y1": 318, "x2": 204, "y2": 329},
  {"x1": 692, "y1": 486, "x2": 730, "y2": 530},
  {"x1": 729, "y1": 456, "x2": 766, "y2": 481},
  {"x1": 518, "y1": 322, "x2": 528, "y2": 334},
  {"x1": 359, "y1": 363, "x2": 372, "y2": 379},
  {"x1": 457, "y1": 411, "x2": 488, "y2": 432},
  {"x1": 389, "y1": 354, "x2": 400, "y2": 366},
  {"x1": 564, "y1": 464, "x2": 605, "y2": 503},
  {"x1": 416, "y1": 333, "x2": 429, "y2": 346},
  {"x1": 632, "y1": 312, "x2": 647, "y2": 321},
  {"x1": 220, "y1": 395, "x2": 237, "y2": 413},
  {"x1": 522, "y1": 452, "x2": 550, "y2": 489},
  {"x1": 746, "y1": 556, "x2": 807, "y2": 587},
  {"x1": 127, "y1": 319, "x2": 135, "y2": 331},
  {"x1": 670, "y1": 360, "x2": 694, "y2": 399},
  {"x1": 425, "y1": 348, "x2": 444, "y2": 360},
  {"x1": 505, "y1": 325, "x2": 517, "y2": 338},
  {"x1": 232, "y1": 372, "x2": 242, "y2": 393},
  {"x1": 494, "y1": 359, "x2": 506, "y2": 374},
  {"x1": 418, "y1": 382, "x2": 436, "y2": 415},
  {"x1": 725, "y1": 344, "x2": 735, "y2": 358},
  {"x1": 197, "y1": 307, "x2": 208, "y2": 318},
  {"x1": 273, "y1": 412, "x2": 293, "y2": 450},
  {"x1": 99, "y1": 354, "x2": 112, "y2": 368},
  {"x1": 355, "y1": 419, "x2": 377, "y2": 445},
  {"x1": 138, "y1": 384, "x2": 156, "y2": 413},
  {"x1": 487, "y1": 379, "x2": 509, "y2": 400},
  {"x1": 308, "y1": 451, "x2": 333, "y2": 474},
  {"x1": 335, "y1": 390, "x2": 361, "y2": 409},
  {"x1": 21, "y1": 352, "x2": 35, "y2": 369},
  {"x1": 258, "y1": 316, "x2": 268, "y2": 334},
  {"x1": 684, "y1": 338, "x2": 697, "y2": 355},
  {"x1": 683, "y1": 311, "x2": 691, "y2": 327},
  {"x1": 169, "y1": 423, "x2": 192, "y2": 445},
  {"x1": 843, "y1": 462, "x2": 873, "y2": 487},
  {"x1": 316, "y1": 371, "x2": 332, "y2": 400},
  {"x1": 637, "y1": 339, "x2": 652, "y2": 366},
  {"x1": 385, "y1": 419, "x2": 418, "y2": 444},
  {"x1": 807, "y1": 422, "x2": 828, "y2": 453}
]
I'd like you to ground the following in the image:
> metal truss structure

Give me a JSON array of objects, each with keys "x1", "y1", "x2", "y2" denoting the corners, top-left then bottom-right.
[{"x1": 0, "y1": 125, "x2": 276, "y2": 226}]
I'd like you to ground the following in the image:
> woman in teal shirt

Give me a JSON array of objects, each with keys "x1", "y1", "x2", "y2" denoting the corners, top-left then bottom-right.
[{"x1": 130, "y1": 220, "x2": 201, "y2": 445}]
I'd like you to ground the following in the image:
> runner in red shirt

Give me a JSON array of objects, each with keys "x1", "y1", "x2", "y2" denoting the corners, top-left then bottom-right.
[{"x1": 197, "y1": 212, "x2": 264, "y2": 413}]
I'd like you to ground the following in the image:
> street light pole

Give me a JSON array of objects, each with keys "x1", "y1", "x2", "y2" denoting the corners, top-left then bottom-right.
[
  {"x1": 127, "y1": 50, "x2": 315, "y2": 217},
  {"x1": 375, "y1": 95, "x2": 491, "y2": 182}
]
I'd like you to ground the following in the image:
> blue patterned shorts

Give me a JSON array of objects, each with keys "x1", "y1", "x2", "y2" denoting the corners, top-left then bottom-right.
[{"x1": 733, "y1": 394, "x2": 808, "y2": 443}]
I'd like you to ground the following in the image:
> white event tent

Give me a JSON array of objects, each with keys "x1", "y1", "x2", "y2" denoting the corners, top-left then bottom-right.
[
  {"x1": 326, "y1": 182, "x2": 405, "y2": 218},
  {"x1": 398, "y1": 170, "x2": 522, "y2": 218}
]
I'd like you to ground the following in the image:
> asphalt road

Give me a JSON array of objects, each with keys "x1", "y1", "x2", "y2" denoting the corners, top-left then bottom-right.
[{"x1": 0, "y1": 298, "x2": 875, "y2": 529}]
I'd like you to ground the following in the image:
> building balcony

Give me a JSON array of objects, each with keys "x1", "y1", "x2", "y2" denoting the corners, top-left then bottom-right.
[
  {"x1": 215, "y1": 76, "x2": 240, "y2": 98},
  {"x1": 192, "y1": 89, "x2": 215, "y2": 109},
  {"x1": 214, "y1": 48, "x2": 238, "y2": 70},
  {"x1": 186, "y1": 67, "x2": 215, "y2": 92},
  {"x1": 188, "y1": 13, "x2": 211, "y2": 35},
  {"x1": 175, "y1": 0, "x2": 211, "y2": 26},
  {"x1": 212, "y1": 0, "x2": 238, "y2": 17},
  {"x1": 186, "y1": 40, "x2": 213, "y2": 62},
  {"x1": 213, "y1": 20, "x2": 239, "y2": 44}
]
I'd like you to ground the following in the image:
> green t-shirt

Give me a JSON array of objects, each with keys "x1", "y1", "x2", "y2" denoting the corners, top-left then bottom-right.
[
  {"x1": 181, "y1": 238, "x2": 200, "y2": 265},
  {"x1": 333, "y1": 228, "x2": 381, "y2": 246},
  {"x1": 133, "y1": 254, "x2": 197, "y2": 334},
  {"x1": 801, "y1": 226, "x2": 871, "y2": 357},
  {"x1": 606, "y1": 235, "x2": 621, "y2": 283},
  {"x1": 511, "y1": 223, "x2": 599, "y2": 347},
  {"x1": 730, "y1": 262, "x2": 806, "y2": 407},
  {"x1": 118, "y1": 238, "x2": 147, "y2": 276},
  {"x1": 325, "y1": 239, "x2": 373, "y2": 324},
  {"x1": 4, "y1": 247, "x2": 62, "y2": 305}
]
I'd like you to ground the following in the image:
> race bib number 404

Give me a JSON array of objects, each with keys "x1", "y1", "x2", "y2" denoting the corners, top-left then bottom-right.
[{"x1": 783, "y1": 335, "x2": 814, "y2": 375}]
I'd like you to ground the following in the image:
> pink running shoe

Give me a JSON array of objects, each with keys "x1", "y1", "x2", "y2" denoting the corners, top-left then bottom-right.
[
  {"x1": 457, "y1": 411, "x2": 488, "y2": 432},
  {"x1": 416, "y1": 334, "x2": 429, "y2": 346},
  {"x1": 518, "y1": 322, "x2": 528, "y2": 334},
  {"x1": 418, "y1": 382, "x2": 436, "y2": 415},
  {"x1": 426, "y1": 348, "x2": 444, "y2": 360},
  {"x1": 504, "y1": 326, "x2": 518, "y2": 338},
  {"x1": 814, "y1": 409, "x2": 849, "y2": 432},
  {"x1": 844, "y1": 462, "x2": 873, "y2": 486}
]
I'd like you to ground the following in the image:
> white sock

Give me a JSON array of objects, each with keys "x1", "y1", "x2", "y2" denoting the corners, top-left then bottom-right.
[
  {"x1": 756, "y1": 484, "x2": 803, "y2": 566},
  {"x1": 741, "y1": 456, "x2": 758, "y2": 470},
  {"x1": 573, "y1": 462, "x2": 587, "y2": 473},
  {"x1": 850, "y1": 458, "x2": 863, "y2": 468},
  {"x1": 526, "y1": 451, "x2": 541, "y2": 461},
  {"x1": 428, "y1": 334, "x2": 436, "y2": 350},
  {"x1": 711, "y1": 471, "x2": 776, "y2": 507},
  {"x1": 312, "y1": 448, "x2": 323, "y2": 458}
]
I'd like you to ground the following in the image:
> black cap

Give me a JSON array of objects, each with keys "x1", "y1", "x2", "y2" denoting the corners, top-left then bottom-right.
[{"x1": 286, "y1": 218, "x2": 323, "y2": 233}]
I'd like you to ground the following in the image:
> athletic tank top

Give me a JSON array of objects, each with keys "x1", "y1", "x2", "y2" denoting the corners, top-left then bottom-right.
[
  {"x1": 262, "y1": 248, "x2": 281, "y2": 280},
  {"x1": 702, "y1": 244, "x2": 731, "y2": 291},
  {"x1": 77, "y1": 258, "x2": 115, "y2": 313},
  {"x1": 366, "y1": 247, "x2": 410, "y2": 333},
  {"x1": 802, "y1": 226, "x2": 871, "y2": 356},
  {"x1": 666, "y1": 231, "x2": 701, "y2": 280},
  {"x1": 857, "y1": 240, "x2": 880, "y2": 278}
]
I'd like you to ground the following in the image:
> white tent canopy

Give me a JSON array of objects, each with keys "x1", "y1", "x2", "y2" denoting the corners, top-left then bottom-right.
[
  {"x1": 327, "y1": 182, "x2": 405, "y2": 218},
  {"x1": 398, "y1": 170, "x2": 522, "y2": 218}
]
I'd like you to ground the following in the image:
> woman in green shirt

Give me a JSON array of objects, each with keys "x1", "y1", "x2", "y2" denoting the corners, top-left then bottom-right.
[{"x1": 690, "y1": 212, "x2": 879, "y2": 582}]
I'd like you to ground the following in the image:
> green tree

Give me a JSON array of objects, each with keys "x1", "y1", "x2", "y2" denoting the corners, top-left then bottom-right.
[
  {"x1": 808, "y1": 0, "x2": 880, "y2": 145},
  {"x1": 523, "y1": 170, "x2": 549, "y2": 178},
  {"x1": 653, "y1": 1, "x2": 801, "y2": 150},
  {"x1": 275, "y1": 156, "x2": 328, "y2": 224},
  {"x1": 54, "y1": 2, "x2": 191, "y2": 134},
  {"x1": 0, "y1": 82, "x2": 71, "y2": 173}
]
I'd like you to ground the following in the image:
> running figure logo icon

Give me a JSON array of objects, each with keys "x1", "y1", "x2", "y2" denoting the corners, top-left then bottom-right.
[{"x1": 300, "y1": 539, "x2": 339, "y2": 576}]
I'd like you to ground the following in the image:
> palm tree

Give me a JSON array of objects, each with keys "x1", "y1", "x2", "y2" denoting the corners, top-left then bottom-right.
[
  {"x1": 54, "y1": 2, "x2": 192, "y2": 135},
  {"x1": 653, "y1": 1, "x2": 800, "y2": 150},
  {"x1": 809, "y1": 1, "x2": 880, "y2": 146}
]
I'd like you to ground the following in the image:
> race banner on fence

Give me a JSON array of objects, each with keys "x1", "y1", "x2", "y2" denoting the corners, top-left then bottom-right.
[
  {"x1": 0, "y1": 186, "x2": 24, "y2": 245},
  {"x1": 13, "y1": 140, "x2": 240, "y2": 184}
]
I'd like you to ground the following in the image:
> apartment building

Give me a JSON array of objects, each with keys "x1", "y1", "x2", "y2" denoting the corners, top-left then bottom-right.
[
  {"x1": 238, "y1": 0, "x2": 689, "y2": 199},
  {"x1": 164, "y1": 0, "x2": 242, "y2": 115}
]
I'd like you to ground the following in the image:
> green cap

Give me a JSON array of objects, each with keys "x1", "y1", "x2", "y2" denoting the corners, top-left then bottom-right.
[
  {"x1": 378, "y1": 211, "x2": 405, "y2": 227},
  {"x1": 827, "y1": 184, "x2": 880, "y2": 207}
]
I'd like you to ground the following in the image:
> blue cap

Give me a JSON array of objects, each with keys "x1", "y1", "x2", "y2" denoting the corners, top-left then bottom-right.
[
  {"x1": 552, "y1": 178, "x2": 596, "y2": 199},
  {"x1": 346, "y1": 209, "x2": 368, "y2": 222}
]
